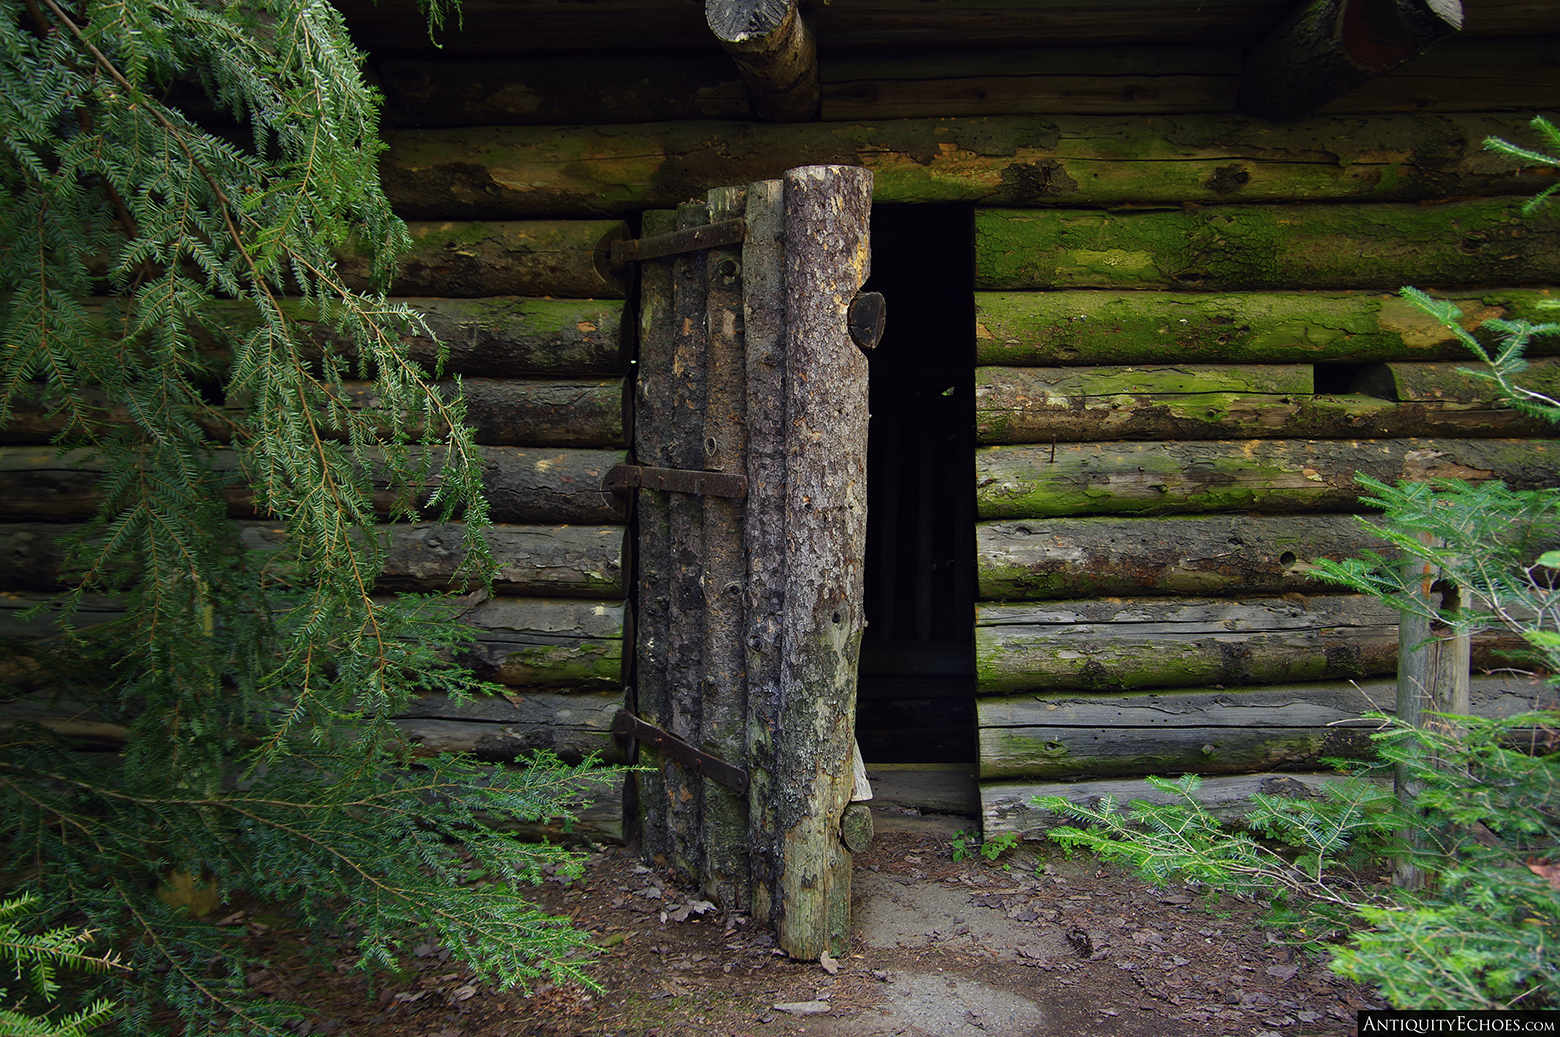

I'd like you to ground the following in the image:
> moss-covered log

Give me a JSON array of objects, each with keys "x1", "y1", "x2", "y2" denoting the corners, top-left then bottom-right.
[
  {"x1": 459, "y1": 597, "x2": 624, "y2": 690},
  {"x1": 976, "y1": 675, "x2": 1541, "y2": 781},
  {"x1": 0, "y1": 446, "x2": 628, "y2": 524},
  {"x1": 975, "y1": 438, "x2": 1560, "y2": 519},
  {"x1": 391, "y1": 690, "x2": 627, "y2": 763},
  {"x1": 975, "y1": 371, "x2": 1557, "y2": 443},
  {"x1": 1352, "y1": 357, "x2": 1560, "y2": 402},
  {"x1": 974, "y1": 289, "x2": 1560, "y2": 367},
  {"x1": 978, "y1": 594, "x2": 1406, "y2": 695},
  {"x1": 377, "y1": 113, "x2": 1553, "y2": 219},
  {"x1": 4, "y1": 378, "x2": 625, "y2": 449},
  {"x1": 376, "y1": 55, "x2": 748, "y2": 127},
  {"x1": 976, "y1": 514, "x2": 1390, "y2": 601},
  {"x1": 339, "y1": 220, "x2": 628, "y2": 298},
  {"x1": 975, "y1": 199, "x2": 1560, "y2": 291},
  {"x1": 973, "y1": 595, "x2": 1525, "y2": 696}
]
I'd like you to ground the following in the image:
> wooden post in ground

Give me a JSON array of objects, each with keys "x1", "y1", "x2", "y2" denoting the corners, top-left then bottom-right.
[{"x1": 1394, "y1": 533, "x2": 1472, "y2": 890}]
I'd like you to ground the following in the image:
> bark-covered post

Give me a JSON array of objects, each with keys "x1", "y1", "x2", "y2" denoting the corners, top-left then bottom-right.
[
  {"x1": 1239, "y1": 0, "x2": 1463, "y2": 121},
  {"x1": 1394, "y1": 534, "x2": 1472, "y2": 890},
  {"x1": 772, "y1": 165, "x2": 873, "y2": 959},
  {"x1": 702, "y1": 185, "x2": 752, "y2": 908},
  {"x1": 706, "y1": 0, "x2": 820, "y2": 123},
  {"x1": 743, "y1": 179, "x2": 788, "y2": 930}
]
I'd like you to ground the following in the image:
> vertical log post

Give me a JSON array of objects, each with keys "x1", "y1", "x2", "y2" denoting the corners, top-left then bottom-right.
[
  {"x1": 702, "y1": 185, "x2": 752, "y2": 909},
  {"x1": 744, "y1": 180, "x2": 788, "y2": 930},
  {"x1": 665, "y1": 203, "x2": 713, "y2": 879},
  {"x1": 631, "y1": 210, "x2": 679, "y2": 861},
  {"x1": 771, "y1": 165, "x2": 873, "y2": 959},
  {"x1": 1394, "y1": 534, "x2": 1472, "y2": 890}
]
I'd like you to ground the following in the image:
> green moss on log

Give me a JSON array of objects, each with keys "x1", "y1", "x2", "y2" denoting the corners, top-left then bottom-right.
[
  {"x1": 974, "y1": 200, "x2": 1560, "y2": 291},
  {"x1": 975, "y1": 289, "x2": 1560, "y2": 366}
]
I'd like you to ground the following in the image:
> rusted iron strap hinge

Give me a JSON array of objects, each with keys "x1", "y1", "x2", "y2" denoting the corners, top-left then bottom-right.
[
  {"x1": 613, "y1": 711, "x2": 750, "y2": 794},
  {"x1": 603, "y1": 463, "x2": 747, "y2": 499},
  {"x1": 609, "y1": 218, "x2": 747, "y2": 267}
]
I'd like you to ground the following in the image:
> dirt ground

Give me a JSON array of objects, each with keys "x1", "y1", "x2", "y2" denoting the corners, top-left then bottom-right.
[{"x1": 239, "y1": 810, "x2": 1388, "y2": 1037}]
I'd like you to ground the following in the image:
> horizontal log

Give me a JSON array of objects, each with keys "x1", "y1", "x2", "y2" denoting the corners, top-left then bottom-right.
[
  {"x1": 975, "y1": 198, "x2": 1560, "y2": 291},
  {"x1": 976, "y1": 514, "x2": 1389, "y2": 600},
  {"x1": 3, "y1": 378, "x2": 626, "y2": 449},
  {"x1": 984, "y1": 772, "x2": 1362, "y2": 837},
  {"x1": 974, "y1": 289, "x2": 1560, "y2": 366},
  {"x1": 974, "y1": 595, "x2": 1527, "y2": 696},
  {"x1": 391, "y1": 690, "x2": 627, "y2": 764},
  {"x1": 977, "y1": 388, "x2": 1557, "y2": 444},
  {"x1": 0, "y1": 447, "x2": 627, "y2": 525},
  {"x1": 376, "y1": 55, "x2": 749, "y2": 126},
  {"x1": 1, "y1": 521, "x2": 624, "y2": 597},
  {"x1": 377, "y1": 113, "x2": 1554, "y2": 219},
  {"x1": 821, "y1": 46, "x2": 1240, "y2": 120},
  {"x1": 340, "y1": 221, "x2": 628, "y2": 298},
  {"x1": 975, "y1": 438, "x2": 1560, "y2": 519},
  {"x1": 1352, "y1": 357, "x2": 1560, "y2": 402},
  {"x1": 378, "y1": 298, "x2": 627, "y2": 377},
  {"x1": 0, "y1": 593, "x2": 624, "y2": 691},
  {"x1": 1320, "y1": 36, "x2": 1560, "y2": 115},
  {"x1": 977, "y1": 675, "x2": 1549, "y2": 781},
  {"x1": 459, "y1": 597, "x2": 624, "y2": 690}
]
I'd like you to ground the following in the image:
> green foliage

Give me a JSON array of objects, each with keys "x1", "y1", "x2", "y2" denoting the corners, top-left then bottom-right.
[
  {"x1": 951, "y1": 829, "x2": 1021, "y2": 864},
  {"x1": 0, "y1": 896, "x2": 119, "y2": 1037},
  {"x1": 0, "y1": 0, "x2": 605, "y2": 1032}
]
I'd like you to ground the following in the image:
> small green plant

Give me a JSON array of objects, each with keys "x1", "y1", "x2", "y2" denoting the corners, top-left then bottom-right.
[
  {"x1": 950, "y1": 829, "x2": 1021, "y2": 864},
  {"x1": 0, "y1": 895, "x2": 121, "y2": 1037}
]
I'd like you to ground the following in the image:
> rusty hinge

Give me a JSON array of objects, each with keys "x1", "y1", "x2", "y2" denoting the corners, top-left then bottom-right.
[
  {"x1": 609, "y1": 218, "x2": 747, "y2": 267},
  {"x1": 614, "y1": 710, "x2": 750, "y2": 794},
  {"x1": 603, "y1": 463, "x2": 747, "y2": 499}
]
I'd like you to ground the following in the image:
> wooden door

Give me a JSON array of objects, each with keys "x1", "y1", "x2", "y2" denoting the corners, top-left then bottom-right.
[{"x1": 615, "y1": 165, "x2": 877, "y2": 960}]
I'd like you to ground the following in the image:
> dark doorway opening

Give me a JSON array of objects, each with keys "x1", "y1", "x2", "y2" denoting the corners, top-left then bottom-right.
[{"x1": 856, "y1": 204, "x2": 977, "y2": 764}]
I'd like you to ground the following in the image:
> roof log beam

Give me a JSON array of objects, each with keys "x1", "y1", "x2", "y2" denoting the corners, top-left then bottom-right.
[
  {"x1": 1239, "y1": 0, "x2": 1464, "y2": 121},
  {"x1": 707, "y1": 0, "x2": 820, "y2": 122}
]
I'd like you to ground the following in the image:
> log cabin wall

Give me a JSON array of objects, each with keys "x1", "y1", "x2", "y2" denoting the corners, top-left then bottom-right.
[{"x1": 9, "y1": 0, "x2": 1560, "y2": 817}]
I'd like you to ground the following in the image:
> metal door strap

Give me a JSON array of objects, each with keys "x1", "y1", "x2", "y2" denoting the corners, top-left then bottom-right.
[
  {"x1": 613, "y1": 710, "x2": 750, "y2": 794},
  {"x1": 603, "y1": 463, "x2": 747, "y2": 499},
  {"x1": 609, "y1": 218, "x2": 747, "y2": 266}
]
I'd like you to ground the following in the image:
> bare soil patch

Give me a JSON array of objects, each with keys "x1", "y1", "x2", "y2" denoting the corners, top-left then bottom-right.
[{"x1": 237, "y1": 816, "x2": 1386, "y2": 1037}]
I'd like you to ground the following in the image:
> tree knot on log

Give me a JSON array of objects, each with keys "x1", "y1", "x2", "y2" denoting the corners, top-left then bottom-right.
[
  {"x1": 999, "y1": 161, "x2": 1078, "y2": 203},
  {"x1": 1204, "y1": 165, "x2": 1252, "y2": 195}
]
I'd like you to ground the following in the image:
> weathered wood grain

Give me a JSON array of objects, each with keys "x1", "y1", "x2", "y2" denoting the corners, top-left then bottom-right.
[
  {"x1": 458, "y1": 597, "x2": 625, "y2": 690},
  {"x1": 1352, "y1": 357, "x2": 1560, "y2": 402},
  {"x1": 983, "y1": 772, "x2": 1363, "y2": 837},
  {"x1": 974, "y1": 438, "x2": 1560, "y2": 519},
  {"x1": 391, "y1": 690, "x2": 627, "y2": 763},
  {"x1": 976, "y1": 675, "x2": 1547, "y2": 782},
  {"x1": 3, "y1": 378, "x2": 625, "y2": 449},
  {"x1": 339, "y1": 220, "x2": 628, "y2": 298},
  {"x1": 975, "y1": 199, "x2": 1560, "y2": 291},
  {"x1": 772, "y1": 165, "x2": 873, "y2": 960},
  {"x1": 974, "y1": 595, "x2": 1526, "y2": 695},
  {"x1": 975, "y1": 377, "x2": 1556, "y2": 443},
  {"x1": 974, "y1": 289, "x2": 1560, "y2": 367},
  {"x1": 0, "y1": 521, "x2": 624, "y2": 598},
  {"x1": 976, "y1": 514, "x2": 1389, "y2": 601},
  {"x1": 709, "y1": 0, "x2": 820, "y2": 122},
  {"x1": 377, "y1": 113, "x2": 1554, "y2": 219},
  {"x1": 0, "y1": 446, "x2": 628, "y2": 524}
]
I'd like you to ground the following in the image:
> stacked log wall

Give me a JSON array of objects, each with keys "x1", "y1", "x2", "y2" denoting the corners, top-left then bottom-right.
[
  {"x1": 0, "y1": 223, "x2": 633, "y2": 766},
  {"x1": 971, "y1": 183, "x2": 1560, "y2": 833}
]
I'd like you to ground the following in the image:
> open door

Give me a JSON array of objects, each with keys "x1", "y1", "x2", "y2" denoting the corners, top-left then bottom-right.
[{"x1": 611, "y1": 166, "x2": 878, "y2": 960}]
